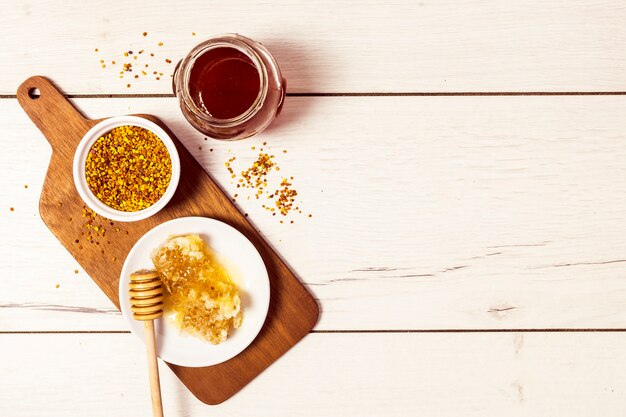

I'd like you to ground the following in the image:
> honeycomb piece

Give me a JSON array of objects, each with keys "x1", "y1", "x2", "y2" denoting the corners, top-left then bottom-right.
[{"x1": 151, "y1": 234, "x2": 242, "y2": 344}]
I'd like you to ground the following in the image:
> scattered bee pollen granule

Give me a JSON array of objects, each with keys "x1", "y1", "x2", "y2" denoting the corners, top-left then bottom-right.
[
  {"x1": 84, "y1": 125, "x2": 172, "y2": 212},
  {"x1": 274, "y1": 178, "x2": 298, "y2": 216},
  {"x1": 226, "y1": 149, "x2": 307, "y2": 220},
  {"x1": 241, "y1": 153, "x2": 275, "y2": 190}
]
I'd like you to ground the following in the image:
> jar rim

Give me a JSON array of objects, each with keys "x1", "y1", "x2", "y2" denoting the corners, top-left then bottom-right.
[{"x1": 177, "y1": 35, "x2": 269, "y2": 127}]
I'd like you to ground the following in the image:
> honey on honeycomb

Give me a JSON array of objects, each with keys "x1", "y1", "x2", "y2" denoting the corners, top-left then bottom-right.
[{"x1": 151, "y1": 234, "x2": 242, "y2": 344}]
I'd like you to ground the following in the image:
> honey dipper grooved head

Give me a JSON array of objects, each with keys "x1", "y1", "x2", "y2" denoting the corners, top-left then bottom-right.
[{"x1": 129, "y1": 269, "x2": 164, "y2": 321}]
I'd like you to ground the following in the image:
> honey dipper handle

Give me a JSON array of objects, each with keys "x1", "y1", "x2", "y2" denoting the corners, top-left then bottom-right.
[{"x1": 144, "y1": 321, "x2": 164, "y2": 417}]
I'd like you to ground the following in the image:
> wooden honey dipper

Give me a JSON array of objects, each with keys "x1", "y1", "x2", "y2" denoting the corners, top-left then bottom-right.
[{"x1": 129, "y1": 269, "x2": 165, "y2": 417}]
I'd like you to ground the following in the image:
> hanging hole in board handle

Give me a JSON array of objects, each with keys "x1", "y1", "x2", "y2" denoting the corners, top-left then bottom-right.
[
  {"x1": 28, "y1": 87, "x2": 41, "y2": 99},
  {"x1": 17, "y1": 76, "x2": 92, "y2": 146}
]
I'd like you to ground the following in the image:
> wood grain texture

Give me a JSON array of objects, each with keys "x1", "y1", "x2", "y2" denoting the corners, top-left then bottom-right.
[
  {"x1": 1, "y1": 332, "x2": 625, "y2": 416},
  {"x1": 15, "y1": 76, "x2": 319, "y2": 404},
  {"x1": 1, "y1": 95, "x2": 626, "y2": 331},
  {"x1": 3, "y1": 0, "x2": 626, "y2": 94},
  {"x1": 2, "y1": 1, "x2": 626, "y2": 413}
]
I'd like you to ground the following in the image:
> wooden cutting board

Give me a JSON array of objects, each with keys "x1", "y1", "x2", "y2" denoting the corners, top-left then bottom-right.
[{"x1": 17, "y1": 76, "x2": 319, "y2": 405}]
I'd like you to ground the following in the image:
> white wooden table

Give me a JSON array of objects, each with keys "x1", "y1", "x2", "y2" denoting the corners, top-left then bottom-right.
[{"x1": 2, "y1": 1, "x2": 626, "y2": 415}]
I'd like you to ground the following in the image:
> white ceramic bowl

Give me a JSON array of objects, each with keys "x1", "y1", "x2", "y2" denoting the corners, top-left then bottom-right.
[{"x1": 73, "y1": 116, "x2": 180, "y2": 222}]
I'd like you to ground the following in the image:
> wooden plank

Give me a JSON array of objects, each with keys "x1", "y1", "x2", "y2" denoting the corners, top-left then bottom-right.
[
  {"x1": 3, "y1": 0, "x2": 626, "y2": 94},
  {"x1": 2, "y1": 96, "x2": 626, "y2": 331},
  {"x1": 1, "y1": 332, "x2": 625, "y2": 415},
  {"x1": 13, "y1": 76, "x2": 318, "y2": 405}
]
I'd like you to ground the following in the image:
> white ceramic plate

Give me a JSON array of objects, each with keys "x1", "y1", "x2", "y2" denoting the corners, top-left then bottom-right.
[{"x1": 119, "y1": 217, "x2": 270, "y2": 367}]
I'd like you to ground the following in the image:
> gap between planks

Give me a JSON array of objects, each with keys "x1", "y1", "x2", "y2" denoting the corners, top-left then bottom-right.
[
  {"x1": 2, "y1": 91, "x2": 626, "y2": 99},
  {"x1": 2, "y1": 329, "x2": 626, "y2": 335}
]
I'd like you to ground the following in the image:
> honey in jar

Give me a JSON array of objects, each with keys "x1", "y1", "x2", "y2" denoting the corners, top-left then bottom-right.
[
  {"x1": 188, "y1": 47, "x2": 261, "y2": 120},
  {"x1": 173, "y1": 34, "x2": 286, "y2": 140}
]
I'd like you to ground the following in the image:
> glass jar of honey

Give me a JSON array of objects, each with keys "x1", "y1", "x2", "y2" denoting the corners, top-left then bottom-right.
[{"x1": 173, "y1": 34, "x2": 286, "y2": 140}]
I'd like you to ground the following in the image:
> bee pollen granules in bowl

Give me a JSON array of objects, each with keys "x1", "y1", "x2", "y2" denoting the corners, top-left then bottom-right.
[
  {"x1": 85, "y1": 125, "x2": 172, "y2": 212},
  {"x1": 74, "y1": 116, "x2": 180, "y2": 222}
]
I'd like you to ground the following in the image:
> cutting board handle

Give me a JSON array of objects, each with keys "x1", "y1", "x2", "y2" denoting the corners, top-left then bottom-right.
[{"x1": 17, "y1": 76, "x2": 91, "y2": 148}]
